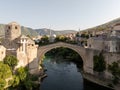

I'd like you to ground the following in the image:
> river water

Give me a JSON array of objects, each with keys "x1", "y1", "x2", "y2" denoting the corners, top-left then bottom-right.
[{"x1": 40, "y1": 57, "x2": 112, "y2": 90}]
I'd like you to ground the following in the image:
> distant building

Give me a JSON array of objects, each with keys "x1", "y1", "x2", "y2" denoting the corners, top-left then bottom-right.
[
  {"x1": 65, "y1": 33, "x2": 76, "y2": 41},
  {"x1": 49, "y1": 34, "x2": 56, "y2": 42}
]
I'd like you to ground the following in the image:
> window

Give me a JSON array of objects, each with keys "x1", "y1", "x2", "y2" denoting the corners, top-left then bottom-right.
[
  {"x1": 15, "y1": 26, "x2": 17, "y2": 29},
  {"x1": 8, "y1": 26, "x2": 10, "y2": 29},
  {"x1": 1, "y1": 52, "x2": 3, "y2": 54}
]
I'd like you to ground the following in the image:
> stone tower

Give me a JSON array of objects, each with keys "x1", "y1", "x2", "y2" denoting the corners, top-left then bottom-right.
[{"x1": 5, "y1": 22, "x2": 21, "y2": 40}]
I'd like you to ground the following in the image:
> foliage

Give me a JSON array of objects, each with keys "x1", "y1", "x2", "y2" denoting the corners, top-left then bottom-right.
[
  {"x1": 45, "y1": 47, "x2": 83, "y2": 65},
  {"x1": 23, "y1": 79, "x2": 33, "y2": 90},
  {"x1": 0, "y1": 78, "x2": 6, "y2": 90},
  {"x1": 55, "y1": 35, "x2": 69, "y2": 42},
  {"x1": 12, "y1": 75, "x2": 20, "y2": 87},
  {"x1": 93, "y1": 53, "x2": 106, "y2": 72},
  {"x1": 0, "y1": 62, "x2": 12, "y2": 79},
  {"x1": 108, "y1": 62, "x2": 120, "y2": 84},
  {"x1": 4, "y1": 55, "x2": 18, "y2": 70},
  {"x1": 0, "y1": 62, "x2": 12, "y2": 89},
  {"x1": 8, "y1": 79, "x2": 14, "y2": 86},
  {"x1": 11, "y1": 66, "x2": 39, "y2": 90},
  {"x1": 41, "y1": 35, "x2": 49, "y2": 43},
  {"x1": 16, "y1": 67, "x2": 27, "y2": 82},
  {"x1": 37, "y1": 35, "x2": 50, "y2": 45},
  {"x1": 81, "y1": 33, "x2": 89, "y2": 39},
  {"x1": 0, "y1": 55, "x2": 39, "y2": 90}
]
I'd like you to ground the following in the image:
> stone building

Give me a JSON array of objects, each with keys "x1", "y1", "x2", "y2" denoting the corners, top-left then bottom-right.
[
  {"x1": 1, "y1": 22, "x2": 39, "y2": 72},
  {"x1": 87, "y1": 36, "x2": 105, "y2": 51},
  {"x1": 0, "y1": 44, "x2": 6, "y2": 61},
  {"x1": 87, "y1": 23, "x2": 120, "y2": 52}
]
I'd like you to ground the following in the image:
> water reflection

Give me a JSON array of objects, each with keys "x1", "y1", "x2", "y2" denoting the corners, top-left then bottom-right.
[
  {"x1": 40, "y1": 57, "x2": 112, "y2": 90},
  {"x1": 40, "y1": 58, "x2": 83, "y2": 90}
]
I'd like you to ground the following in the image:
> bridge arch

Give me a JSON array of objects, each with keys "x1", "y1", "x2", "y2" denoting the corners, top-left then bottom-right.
[{"x1": 38, "y1": 42, "x2": 87, "y2": 67}]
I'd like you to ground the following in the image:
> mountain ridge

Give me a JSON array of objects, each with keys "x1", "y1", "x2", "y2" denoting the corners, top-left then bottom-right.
[
  {"x1": 0, "y1": 17, "x2": 120, "y2": 37},
  {"x1": 82, "y1": 17, "x2": 120, "y2": 33}
]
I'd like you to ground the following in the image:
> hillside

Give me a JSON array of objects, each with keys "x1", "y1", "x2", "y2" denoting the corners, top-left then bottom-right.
[
  {"x1": 83, "y1": 17, "x2": 120, "y2": 33},
  {"x1": 0, "y1": 24, "x2": 76, "y2": 37},
  {"x1": 0, "y1": 24, "x2": 5, "y2": 37},
  {"x1": 0, "y1": 17, "x2": 120, "y2": 37},
  {"x1": 35, "y1": 28, "x2": 77, "y2": 36},
  {"x1": 21, "y1": 26, "x2": 39, "y2": 37},
  {"x1": 0, "y1": 24, "x2": 39, "y2": 37}
]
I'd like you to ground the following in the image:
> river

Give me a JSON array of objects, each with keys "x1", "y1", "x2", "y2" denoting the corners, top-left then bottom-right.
[{"x1": 40, "y1": 57, "x2": 112, "y2": 90}]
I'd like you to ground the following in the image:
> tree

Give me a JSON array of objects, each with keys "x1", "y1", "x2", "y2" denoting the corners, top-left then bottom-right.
[
  {"x1": 15, "y1": 67, "x2": 35, "y2": 90},
  {"x1": 0, "y1": 78, "x2": 6, "y2": 90},
  {"x1": 41, "y1": 35, "x2": 49, "y2": 43},
  {"x1": 108, "y1": 62, "x2": 120, "y2": 84},
  {"x1": 93, "y1": 53, "x2": 106, "y2": 72},
  {"x1": 16, "y1": 67, "x2": 27, "y2": 82},
  {"x1": 12, "y1": 75, "x2": 20, "y2": 87},
  {"x1": 4, "y1": 55, "x2": 18, "y2": 70},
  {"x1": 55, "y1": 35, "x2": 69, "y2": 42},
  {"x1": 0, "y1": 62, "x2": 12, "y2": 89}
]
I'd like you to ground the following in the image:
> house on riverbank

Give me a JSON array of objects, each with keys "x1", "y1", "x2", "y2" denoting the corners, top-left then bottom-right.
[{"x1": 1, "y1": 22, "x2": 39, "y2": 74}]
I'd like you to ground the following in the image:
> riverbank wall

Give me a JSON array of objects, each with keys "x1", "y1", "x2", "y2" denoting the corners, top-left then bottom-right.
[{"x1": 83, "y1": 72, "x2": 120, "y2": 90}]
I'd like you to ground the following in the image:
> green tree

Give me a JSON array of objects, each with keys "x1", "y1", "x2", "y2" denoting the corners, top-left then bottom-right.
[
  {"x1": 0, "y1": 62, "x2": 12, "y2": 79},
  {"x1": 16, "y1": 67, "x2": 27, "y2": 82},
  {"x1": 93, "y1": 53, "x2": 106, "y2": 72},
  {"x1": 55, "y1": 35, "x2": 69, "y2": 42},
  {"x1": 0, "y1": 78, "x2": 6, "y2": 90},
  {"x1": 4, "y1": 55, "x2": 18, "y2": 70},
  {"x1": 108, "y1": 62, "x2": 120, "y2": 84},
  {"x1": 41, "y1": 35, "x2": 49, "y2": 43},
  {"x1": 0, "y1": 62, "x2": 12, "y2": 89},
  {"x1": 12, "y1": 75, "x2": 20, "y2": 87}
]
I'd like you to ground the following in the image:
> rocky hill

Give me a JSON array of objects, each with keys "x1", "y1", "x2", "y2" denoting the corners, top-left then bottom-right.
[
  {"x1": 0, "y1": 17, "x2": 120, "y2": 37},
  {"x1": 35, "y1": 28, "x2": 77, "y2": 36},
  {"x1": 0, "y1": 24, "x2": 77, "y2": 37},
  {"x1": 0, "y1": 24, "x2": 39, "y2": 37},
  {"x1": 82, "y1": 17, "x2": 120, "y2": 33}
]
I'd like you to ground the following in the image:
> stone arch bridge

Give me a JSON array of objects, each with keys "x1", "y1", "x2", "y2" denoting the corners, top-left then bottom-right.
[{"x1": 38, "y1": 42, "x2": 98, "y2": 74}]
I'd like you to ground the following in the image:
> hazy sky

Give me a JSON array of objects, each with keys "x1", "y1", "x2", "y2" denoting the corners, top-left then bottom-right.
[{"x1": 0, "y1": 0, "x2": 120, "y2": 30}]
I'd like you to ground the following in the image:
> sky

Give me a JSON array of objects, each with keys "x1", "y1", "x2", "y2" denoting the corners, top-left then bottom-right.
[{"x1": 0, "y1": 0, "x2": 120, "y2": 30}]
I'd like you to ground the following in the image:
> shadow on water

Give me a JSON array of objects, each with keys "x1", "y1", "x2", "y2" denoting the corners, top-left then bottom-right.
[
  {"x1": 84, "y1": 79, "x2": 113, "y2": 90},
  {"x1": 39, "y1": 47, "x2": 113, "y2": 90},
  {"x1": 40, "y1": 57, "x2": 113, "y2": 90}
]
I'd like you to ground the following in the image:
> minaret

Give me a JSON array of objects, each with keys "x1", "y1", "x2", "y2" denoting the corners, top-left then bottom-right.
[{"x1": 78, "y1": 28, "x2": 81, "y2": 36}]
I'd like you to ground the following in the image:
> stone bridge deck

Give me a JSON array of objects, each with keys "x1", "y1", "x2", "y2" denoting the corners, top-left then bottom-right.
[{"x1": 38, "y1": 42, "x2": 86, "y2": 60}]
